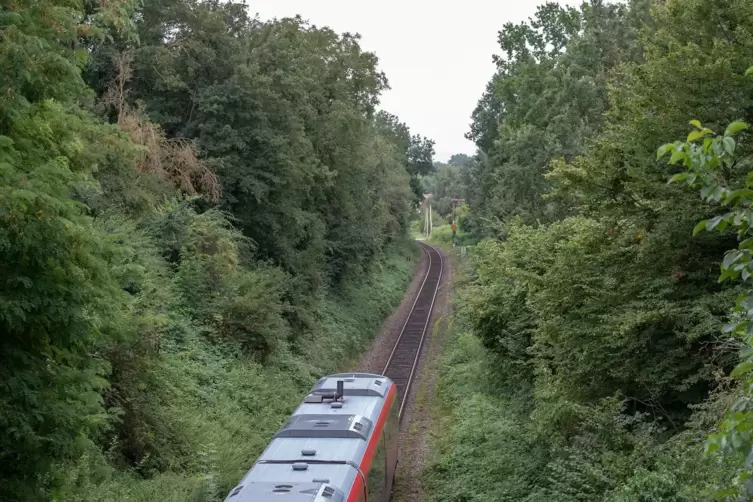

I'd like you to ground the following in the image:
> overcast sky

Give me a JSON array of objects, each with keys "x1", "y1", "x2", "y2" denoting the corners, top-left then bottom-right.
[{"x1": 250, "y1": 1, "x2": 575, "y2": 162}]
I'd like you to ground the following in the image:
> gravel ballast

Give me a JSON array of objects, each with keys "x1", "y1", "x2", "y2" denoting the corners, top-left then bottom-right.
[
  {"x1": 392, "y1": 245, "x2": 452, "y2": 502},
  {"x1": 349, "y1": 241, "x2": 453, "y2": 502}
]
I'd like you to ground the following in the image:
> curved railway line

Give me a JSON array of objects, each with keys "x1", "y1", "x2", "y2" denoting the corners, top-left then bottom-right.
[{"x1": 381, "y1": 242, "x2": 443, "y2": 420}]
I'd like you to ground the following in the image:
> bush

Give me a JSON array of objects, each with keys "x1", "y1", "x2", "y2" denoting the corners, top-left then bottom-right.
[
  {"x1": 427, "y1": 224, "x2": 476, "y2": 247},
  {"x1": 53, "y1": 237, "x2": 418, "y2": 502},
  {"x1": 425, "y1": 326, "x2": 736, "y2": 502}
]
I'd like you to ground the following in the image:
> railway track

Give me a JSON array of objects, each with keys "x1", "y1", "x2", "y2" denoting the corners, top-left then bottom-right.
[{"x1": 382, "y1": 242, "x2": 443, "y2": 419}]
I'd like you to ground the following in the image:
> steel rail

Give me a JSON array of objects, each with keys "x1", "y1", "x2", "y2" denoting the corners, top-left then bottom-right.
[{"x1": 381, "y1": 242, "x2": 443, "y2": 420}]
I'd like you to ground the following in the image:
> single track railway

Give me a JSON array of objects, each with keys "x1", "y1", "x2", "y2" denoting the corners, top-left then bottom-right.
[{"x1": 381, "y1": 242, "x2": 443, "y2": 419}]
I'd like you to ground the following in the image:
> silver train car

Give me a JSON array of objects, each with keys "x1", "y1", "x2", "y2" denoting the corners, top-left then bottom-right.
[{"x1": 224, "y1": 373, "x2": 399, "y2": 502}]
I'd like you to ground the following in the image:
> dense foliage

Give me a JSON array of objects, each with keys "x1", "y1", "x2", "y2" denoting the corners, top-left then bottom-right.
[
  {"x1": 417, "y1": 154, "x2": 475, "y2": 244},
  {"x1": 421, "y1": 154, "x2": 472, "y2": 218},
  {"x1": 428, "y1": 0, "x2": 753, "y2": 500},
  {"x1": 661, "y1": 114, "x2": 753, "y2": 495},
  {"x1": 0, "y1": 1, "x2": 428, "y2": 500}
]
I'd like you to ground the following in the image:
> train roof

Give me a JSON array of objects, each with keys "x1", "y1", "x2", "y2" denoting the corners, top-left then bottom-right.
[{"x1": 224, "y1": 373, "x2": 396, "y2": 502}]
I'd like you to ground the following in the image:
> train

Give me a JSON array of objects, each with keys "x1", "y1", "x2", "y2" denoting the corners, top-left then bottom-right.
[{"x1": 223, "y1": 372, "x2": 399, "y2": 502}]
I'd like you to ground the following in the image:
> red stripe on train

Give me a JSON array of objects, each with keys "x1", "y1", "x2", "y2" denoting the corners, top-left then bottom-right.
[{"x1": 346, "y1": 383, "x2": 397, "y2": 502}]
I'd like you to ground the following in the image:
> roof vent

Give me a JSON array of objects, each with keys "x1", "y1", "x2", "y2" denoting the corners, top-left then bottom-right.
[
  {"x1": 274, "y1": 413, "x2": 372, "y2": 440},
  {"x1": 301, "y1": 449, "x2": 316, "y2": 456},
  {"x1": 330, "y1": 402, "x2": 343, "y2": 409},
  {"x1": 375, "y1": 380, "x2": 382, "y2": 386},
  {"x1": 313, "y1": 478, "x2": 330, "y2": 483},
  {"x1": 292, "y1": 462, "x2": 308, "y2": 471}
]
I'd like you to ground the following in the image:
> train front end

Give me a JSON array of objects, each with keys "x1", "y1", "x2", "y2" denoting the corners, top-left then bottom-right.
[{"x1": 224, "y1": 372, "x2": 399, "y2": 502}]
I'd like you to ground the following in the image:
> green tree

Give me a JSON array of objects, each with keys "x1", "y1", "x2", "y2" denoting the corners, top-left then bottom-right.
[
  {"x1": 421, "y1": 160, "x2": 468, "y2": 218},
  {"x1": 0, "y1": 0, "x2": 138, "y2": 497},
  {"x1": 467, "y1": 0, "x2": 649, "y2": 234},
  {"x1": 94, "y1": 4, "x2": 426, "y2": 297},
  {"x1": 660, "y1": 112, "x2": 753, "y2": 497},
  {"x1": 0, "y1": 1, "x2": 427, "y2": 500},
  {"x1": 438, "y1": 0, "x2": 753, "y2": 500},
  {"x1": 374, "y1": 110, "x2": 436, "y2": 203}
]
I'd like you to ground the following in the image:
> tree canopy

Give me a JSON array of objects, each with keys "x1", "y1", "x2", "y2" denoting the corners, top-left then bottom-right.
[
  {"x1": 429, "y1": 0, "x2": 753, "y2": 500},
  {"x1": 0, "y1": 1, "x2": 431, "y2": 500}
]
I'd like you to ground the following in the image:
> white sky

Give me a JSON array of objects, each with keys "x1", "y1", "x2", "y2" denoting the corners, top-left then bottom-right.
[{"x1": 249, "y1": 0, "x2": 575, "y2": 162}]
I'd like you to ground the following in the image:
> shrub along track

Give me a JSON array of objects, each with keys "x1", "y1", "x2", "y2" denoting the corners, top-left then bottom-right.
[{"x1": 351, "y1": 241, "x2": 452, "y2": 502}]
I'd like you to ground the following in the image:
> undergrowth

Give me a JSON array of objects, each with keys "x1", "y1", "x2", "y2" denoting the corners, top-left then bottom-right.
[
  {"x1": 57, "y1": 240, "x2": 418, "y2": 502},
  {"x1": 426, "y1": 224, "x2": 476, "y2": 247},
  {"x1": 424, "y1": 286, "x2": 738, "y2": 502}
]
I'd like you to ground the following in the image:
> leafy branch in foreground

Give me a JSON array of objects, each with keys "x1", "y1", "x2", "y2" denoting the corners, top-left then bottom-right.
[{"x1": 660, "y1": 89, "x2": 753, "y2": 494}]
